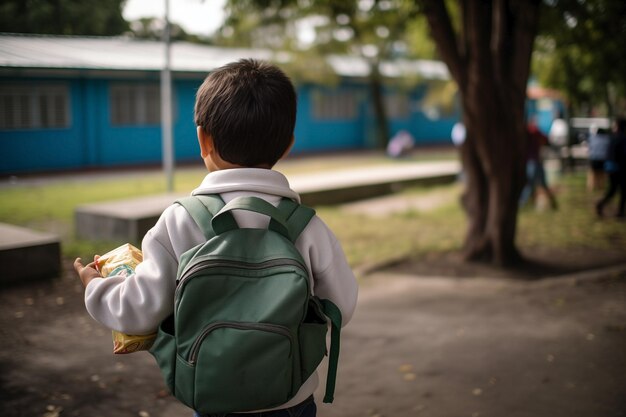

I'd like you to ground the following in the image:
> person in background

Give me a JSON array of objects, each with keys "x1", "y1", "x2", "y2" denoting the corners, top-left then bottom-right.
[
  {"x1": 596, "y1": 118, "x2": 626, "y2": 218},
  {"x1": 386, "y1": 129, "x2": 415, "y2": 158},
  {"x1": 520, "y1": 119, "x2": 558, "y2": 210},
  {"x1": 587, "y1": 124, "x2": 611, "y2": 192},
  {"x1": 450, "y1": 121, "x2": 466, "y2": 181},
  {"x1": 548, "y1": 112, "x2": 569, "y2": 172}
]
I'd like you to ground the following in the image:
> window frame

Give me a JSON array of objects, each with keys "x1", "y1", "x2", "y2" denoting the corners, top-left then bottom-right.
[
  {"x1": 311, "y1": 88, "x2": 359, "y2": 121},
  {"x1": 109, "y1": 82, "x2": 162, "y2": 127},
  {"x1": 0, "y1": 83, "x2": 71, "y2": 130}
]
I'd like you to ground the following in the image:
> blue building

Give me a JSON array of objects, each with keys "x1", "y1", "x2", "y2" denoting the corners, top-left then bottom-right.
[
  {"x1": 0, "y1": 34, "x2": 460, "y2": 175},
  {"x1": 526, "y1": 84, "x2": 568, "y2": 134}
]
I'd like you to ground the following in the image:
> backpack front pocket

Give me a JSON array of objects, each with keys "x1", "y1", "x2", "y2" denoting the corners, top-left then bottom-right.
[{"x1": 180, "y1": 322, "x2": 295, "y2": 414}]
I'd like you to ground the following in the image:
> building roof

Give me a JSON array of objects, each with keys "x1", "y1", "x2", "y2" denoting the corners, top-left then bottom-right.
[{"x1": 0, "y1": 33, "x2": 449, "y2": 80}]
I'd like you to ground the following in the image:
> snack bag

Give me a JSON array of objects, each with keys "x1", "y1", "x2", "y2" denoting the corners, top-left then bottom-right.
[{"x1": 96, "y1": 243, "x2": 157, "y2": 354}]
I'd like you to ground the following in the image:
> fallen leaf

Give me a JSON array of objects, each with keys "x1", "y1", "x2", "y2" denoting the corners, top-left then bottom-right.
[
  {"x1": 398, "y1": 364, "x2": 413, "y2": 373},
  {"x1": 43, "y1": 405, "x2": 63, "y2": 417},
  {"x1": 155, "y1": 389, "x2": 169, "y2": 399}
]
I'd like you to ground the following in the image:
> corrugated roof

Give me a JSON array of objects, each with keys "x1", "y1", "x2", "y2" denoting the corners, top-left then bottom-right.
[
  {"x1": 0, "y1": 33, "x2": 449, "y2": 79},
  {"x1": 0, "y1": 33, "x2": 269, "y2": 72}
]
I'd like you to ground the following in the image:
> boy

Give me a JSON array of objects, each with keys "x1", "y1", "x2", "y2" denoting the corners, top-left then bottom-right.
[{"x1": 74, "y1": 59, "x2": 359, "y2": 416}]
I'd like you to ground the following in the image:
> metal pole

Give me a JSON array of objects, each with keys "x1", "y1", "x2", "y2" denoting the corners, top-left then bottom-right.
[{"x1": 161, "y1": 0, "x2": 174, "y2": 192}]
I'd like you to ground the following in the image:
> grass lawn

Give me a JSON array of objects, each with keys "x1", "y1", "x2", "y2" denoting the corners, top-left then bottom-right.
[
  {"x1": 1, "y1": 151, "x2": 624, "y2": 271},
  {"x1": 318, "y1": 170, "x2": 626, "y2": 269}
]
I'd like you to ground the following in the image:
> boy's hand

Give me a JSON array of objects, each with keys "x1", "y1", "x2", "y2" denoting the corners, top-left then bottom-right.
[{"x1": 74, "y1": 257, "x2": 102, "y2": 287}]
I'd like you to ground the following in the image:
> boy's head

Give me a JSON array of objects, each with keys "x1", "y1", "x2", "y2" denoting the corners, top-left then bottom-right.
[{"x1": 194, "y1": 59, "x2": 297, "y2": 168}]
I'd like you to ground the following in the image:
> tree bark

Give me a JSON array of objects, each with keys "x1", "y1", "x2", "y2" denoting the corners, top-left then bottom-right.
[
  {"x1": 369, "y1": 61, "x2": 390, "y2": 149},
  {"x1": 419, "y1": 0, "x2": 540, "y2": 266}
]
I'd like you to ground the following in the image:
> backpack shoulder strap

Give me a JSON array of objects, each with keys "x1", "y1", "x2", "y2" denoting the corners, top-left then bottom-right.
[
  {"x1": 175, "y1": 195, "x2": 236, "y2": 240},
  {"x1": 320, "y1": 299, "x2": 342, "y2": 404},
  {"x1": 276, "y1": 198, "x2": 316, "y2": 243}
]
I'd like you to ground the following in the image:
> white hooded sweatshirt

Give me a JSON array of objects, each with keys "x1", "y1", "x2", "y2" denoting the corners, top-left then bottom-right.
[{"x1": 84, "y1": 167, "x2": 359, "y2": 410}]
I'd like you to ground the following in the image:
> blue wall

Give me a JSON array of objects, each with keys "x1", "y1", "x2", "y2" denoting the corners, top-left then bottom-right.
[
  {"x1": 526, "y1": 97, "x2": 567, "y2": 135},
  {"x1": 0, "y1": 73, "x2": 460, "y2": 175},
  {"x1": 293, "y1": 83, "x2": 368, "y2": 153},
  {"x1": 0, "y1": 77, "x2": 85, "y2": 172}
]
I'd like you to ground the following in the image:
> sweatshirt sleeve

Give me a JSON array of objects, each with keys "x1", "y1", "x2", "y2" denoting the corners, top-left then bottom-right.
[
  {"x1": 300, "y1": 217, "x2": 359, "y2": 326},
  {"x1": 84, "y1": 204, "x2": 202, "y2": 334}
]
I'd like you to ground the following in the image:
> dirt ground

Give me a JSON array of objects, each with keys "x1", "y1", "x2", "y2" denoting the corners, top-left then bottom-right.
[{"x1": 1, "y1": 249, "x2": 625, "y2": 417}]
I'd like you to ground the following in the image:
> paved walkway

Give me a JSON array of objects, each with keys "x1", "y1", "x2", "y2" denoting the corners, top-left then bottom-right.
[
  {"x1": 1, "y1": 261, "x2": 623, "y2": 417},
  {"x1": 317, "y1": 266, "x2": 626, "y2": 417}
]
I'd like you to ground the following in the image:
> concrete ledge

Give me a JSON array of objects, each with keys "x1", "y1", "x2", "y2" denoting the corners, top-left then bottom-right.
[
  {"x1": 75, "y1": 193, "x2": 186, "y2": 245},
  {"x1": 74, "y1": 161, "x2": 461, "y2": 243},
  {"x1": 0, "y1": 223, "x2": 61, "y2": 284},
  {"x1": 293, "y1": 161, "x2": 459, "y2": 205}
]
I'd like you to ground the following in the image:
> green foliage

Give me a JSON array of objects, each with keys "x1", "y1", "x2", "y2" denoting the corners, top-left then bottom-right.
[
  {"x1": 216, "y1": 0, "x2": 437, "y2": 77},
  {"x1": 127, "y1": 17, "x2": 207, "y2": 43},
  {"x1": 0, "y1": 0, "x2": 129, "y2": 36},
  {"x1": 535, "y1": 0, "x2": 626, "y2": 116}
]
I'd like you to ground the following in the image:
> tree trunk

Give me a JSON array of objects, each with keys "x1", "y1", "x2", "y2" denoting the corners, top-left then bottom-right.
[
  {"x1": 461, "y1": 91, "x2": 527, "y2": 266},
  {"x1": 419, "y1": 0, "x2": 540, "y2": 266},
  {"x1": 369, "y1": 61, "x2": 390, "y2": 149}
]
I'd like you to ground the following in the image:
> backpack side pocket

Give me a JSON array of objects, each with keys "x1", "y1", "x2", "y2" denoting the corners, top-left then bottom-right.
[
  {"x1": 299, "y1": 298, "x2": 328, "y2": 383},
  {"x1": 149, "y1": 314, "x2": 177, "y2": 394}
]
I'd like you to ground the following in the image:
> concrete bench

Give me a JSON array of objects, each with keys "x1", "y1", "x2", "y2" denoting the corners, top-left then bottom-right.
[
  {"x1": 75, "y1": 193, "x2": 186, "y2": 245},
  {"x1": 74, "y1": 161, "x2": 460, "y2": 243},
  {"x1": 0, "y1": 223, "x2": 61, "y2": 284},
  {"x1": 294, "y1": 160, "x2": 460, "y2": 206}
]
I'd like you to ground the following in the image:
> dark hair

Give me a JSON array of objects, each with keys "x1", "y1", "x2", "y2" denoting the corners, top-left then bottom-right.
[
  {"x1": 194, "y1": 59, "x2": 297, "y2": 167},
  {"x1": 616, "y1": 117, "x2": 626, "y2": 134}
]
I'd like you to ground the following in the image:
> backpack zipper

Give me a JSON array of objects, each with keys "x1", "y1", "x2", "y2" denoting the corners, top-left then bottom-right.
[
  {"x1": 176, "y1": 258, "x2": 308, "y2": 303},
  {"x1": 188, "y1": 321, "x2": 294, "y2": 365}
]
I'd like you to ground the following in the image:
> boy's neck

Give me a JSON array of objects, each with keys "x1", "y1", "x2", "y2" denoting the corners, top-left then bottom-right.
[{"x1": 207, "y1": 157, "x2": 271, "y2": 172}]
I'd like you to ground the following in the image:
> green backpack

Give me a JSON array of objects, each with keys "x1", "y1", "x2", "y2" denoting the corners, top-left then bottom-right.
[{"x1": 149, "y1": 195, "x2": 342, "y2": 414}]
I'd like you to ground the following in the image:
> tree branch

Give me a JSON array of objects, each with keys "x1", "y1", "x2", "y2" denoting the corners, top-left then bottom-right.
[
  {"x1": 509, "y1": 0, "x2": 540, "y2": 98},
  {"x1": 465, "y1": 0, "x2": 493, "y2": 78},
  {"x1": 417, "y1": 0, "x2": 464, "y2": 88},
  {"x1": 491, "y1": 0, "x2": 508, "y2": 85}
]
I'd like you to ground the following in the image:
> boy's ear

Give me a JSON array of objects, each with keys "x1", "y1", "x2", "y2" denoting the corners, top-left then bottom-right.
[{"x1": 197, "y1": 126, "x2": 213, "y2": 158}]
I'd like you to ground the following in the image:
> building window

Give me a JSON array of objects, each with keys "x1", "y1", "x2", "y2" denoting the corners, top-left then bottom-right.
[
  {"x1": 0, "y1": 84, "x2": 70, "y2": 129},
  {"x1": 385, "y1": 93, "x2": 410, "y2": 119},
  {"x1": 312, "y1": 89, "x2": 358, "y2": 120},
  {"x1": 110, "y1": 83, "x2": 161, "y2": 126}
]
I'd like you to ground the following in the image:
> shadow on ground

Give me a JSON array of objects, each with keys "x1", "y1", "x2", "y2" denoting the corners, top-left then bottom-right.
[{"x1": 386, "y1": 247, "x2": 626, "y2": 280}]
